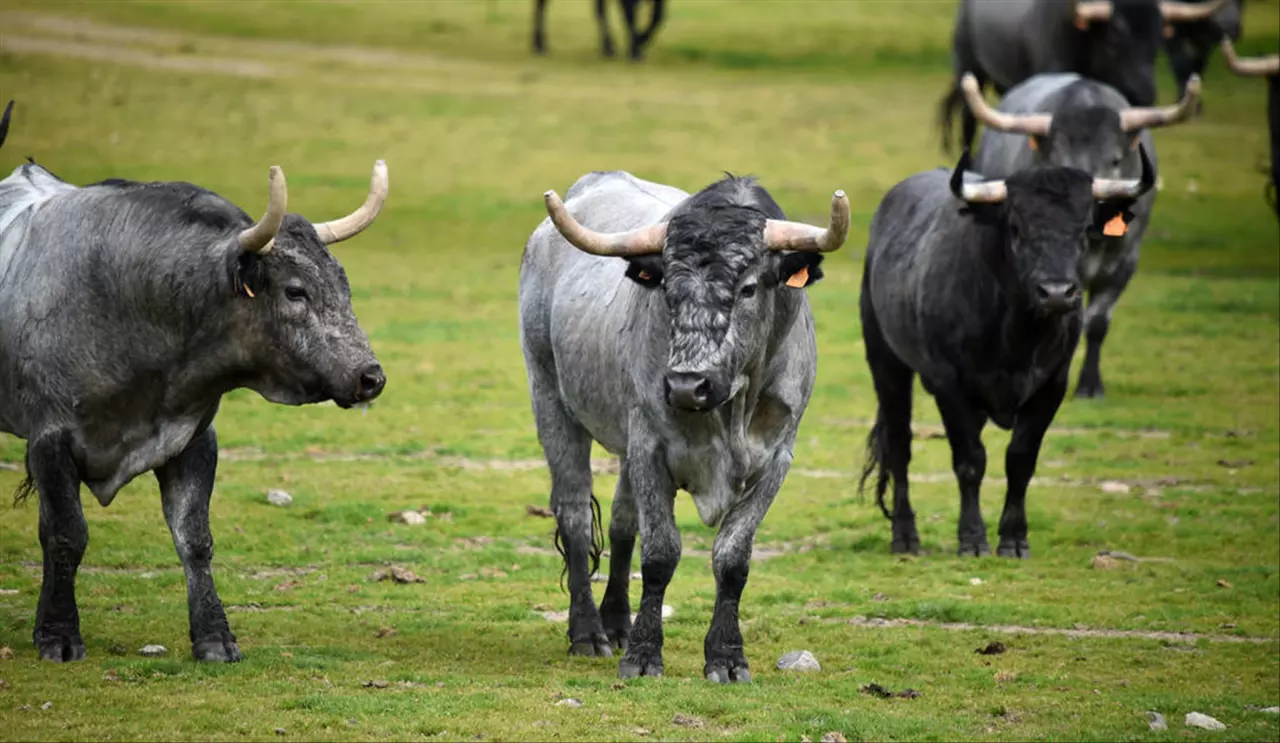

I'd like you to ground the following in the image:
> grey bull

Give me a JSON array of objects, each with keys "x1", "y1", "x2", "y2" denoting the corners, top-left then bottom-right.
[
  {"x1": 519, "y1": 170, "x2": 848, "y2": 681},
  {"x1": 940, "y1": 0, "x2": 1225, "y2": 152},
  {"x1": 0, "y1": 102, "x2": 388, "y2": 662},
  {"x1": 966, "y1": 71, "x2": 1201, "y2": 398}
]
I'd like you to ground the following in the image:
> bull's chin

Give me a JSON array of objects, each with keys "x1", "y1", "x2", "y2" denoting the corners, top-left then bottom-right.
[{"x1": 252, "y1": 383, "x2": 343, "y2": 408}]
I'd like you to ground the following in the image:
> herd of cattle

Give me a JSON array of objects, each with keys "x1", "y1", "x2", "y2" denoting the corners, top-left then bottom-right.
[{"x1": 0, "y1": 0, "x2": 1275, "y2": 685}]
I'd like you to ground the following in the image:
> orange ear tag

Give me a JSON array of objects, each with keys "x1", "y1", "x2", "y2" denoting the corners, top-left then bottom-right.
[
  {"x1": 1027, "y1": 136, "x2": 1039, "y2": 152},
  {"x1": 1102, "y1": 214, "x2": 1128, "y2": 237},
  {"x1": 1074, "y1": 18, "x2": 1089, "y2": 31},
  {"x1": 1163, "y1": 24, "x2": 1175, "y2": 39},
  {"x1": 785, "y1": 266, "x2": 809, "y2": 288}
]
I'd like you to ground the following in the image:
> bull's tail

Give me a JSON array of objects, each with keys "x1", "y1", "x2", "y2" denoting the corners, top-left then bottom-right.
[
  {"x1": 938, "y1": 80, "x2": 966, "y2": 155},
  {"x1": 12, "y1": 474, "x2": 35, "y2": 506},
  {"x1": 552, "y1": 493, "x2": 605, "y2": 591},
  {"x1": 858, "y1": 418, "x2": 895, "y2": 520}
]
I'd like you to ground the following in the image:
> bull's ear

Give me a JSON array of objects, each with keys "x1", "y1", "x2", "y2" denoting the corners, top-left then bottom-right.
[
  {"x1": 623, "y1": 254, "x2": 664, "y2": 288},
  {"x1": 777, "y1": 252, "x2": 824, "y2": 289},
  {"x1": 235, "y1": 252, "x2": 270, "y2": 298}
]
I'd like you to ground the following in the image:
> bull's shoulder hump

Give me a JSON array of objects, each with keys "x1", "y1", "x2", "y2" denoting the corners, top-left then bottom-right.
[
  {"x1": 564, "y1": 170, "x2": 687, "y2": 209},
  {"x1": 1000, "y1": 73, "x2": 1085, "y2": 110}
]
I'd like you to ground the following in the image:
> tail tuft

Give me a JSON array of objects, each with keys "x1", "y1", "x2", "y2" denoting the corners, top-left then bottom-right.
[{"x1": 858, "y1": 420, "x2": 894, "y2": 520}]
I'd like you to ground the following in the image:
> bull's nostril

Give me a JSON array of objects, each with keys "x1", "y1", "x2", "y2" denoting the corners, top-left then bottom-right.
[
  {"x1": 693, "y1": 379, "x2": 711, "y2": 401},
  {"x1": 356, "y1": 364, "x2": 386, "y2": 401}
]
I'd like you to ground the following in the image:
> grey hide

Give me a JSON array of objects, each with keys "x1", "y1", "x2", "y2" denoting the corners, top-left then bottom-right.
[
  {"x1": 0, "y1": 149, "x2": 386, "y2": 665},
  {"x1": 974, "y1": 73, "x2": 1160, "y2": 398},
  {"x1": 519, "y1": 170, "x2": 820, "y2": 683}
]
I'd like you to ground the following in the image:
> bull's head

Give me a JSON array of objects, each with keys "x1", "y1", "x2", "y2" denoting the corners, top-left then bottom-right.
[
  {"x1": 950, "y1": 147, "x2": 1154, "y2": 315},
  {"x1": 1072, "y1": 0, "x2": 1225, "y2": 107},
  {"x1": 961, "y1": 71, "x2": 1200, "y2": 178},
  {"x1": 543, "y1": 180, "x2": 849, "y2": 412},
  {"x1": 1165, "y1": 1, "x2": 1243, "y2": 96},
  {"x1": 233, "y1": 162, "x2": 388, "y2": 408}
]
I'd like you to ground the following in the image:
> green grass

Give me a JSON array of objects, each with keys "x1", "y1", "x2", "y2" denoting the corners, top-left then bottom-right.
[{"x1": 0, "y1": 1, "x2": 1278, "y2": 741}]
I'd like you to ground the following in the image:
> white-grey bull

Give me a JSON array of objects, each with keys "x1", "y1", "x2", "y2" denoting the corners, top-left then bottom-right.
[
  {"x1": 965, "y1": 71, "x2": 1201, "y2": 398},
  {"x1": 0, "y1": 102, "x2": 388, "y2": 662},
  {"x1": 519, "y1": 170, "x2": 848, "y2": 681}
]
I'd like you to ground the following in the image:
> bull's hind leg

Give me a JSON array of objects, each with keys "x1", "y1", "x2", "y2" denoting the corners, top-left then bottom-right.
[
  {"x1": 1075, "y1": 262, "x2": 1134, "y2": 399},
  {"x1": 599, "y1": 458, "x2": 637, "y2": 651},
  {"x1": 155, "y1": 425, "x2": 240, "y2": 662},
  {"x1": 999, "y1": 369, "x2": 1069, "y2": 559},
  {"x1": 29, "y1": 431, "x2": 88, "y2": 662},
  {"x1": 862, "y1": 294, "x2": 919, "y2": 553},
  {"x1": 530, "y1": 371, "x2": 610, "y2": 657},
  {"x1": 934, "y1": 393, "x2": 990, "y2": 557}
]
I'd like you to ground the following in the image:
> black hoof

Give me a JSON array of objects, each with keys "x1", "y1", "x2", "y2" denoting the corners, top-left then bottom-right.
[
  {"x1": 957, "y1": 540, "x2": 991, "y2": 557},
  {"x1": 619, "y1": 649, "x2": 663, "y2": 678},
  {"x1": 569, "y1": 634, "x2": 613, "y2": 658},
  {"x1": 997, "y1": 539, "x2": 1030, "y2": 559},
  {"x1": 603, "y1": 624, "x2": 630, "y2": 652},
  {"x1": 193, "y1": 632, "x2": 243, "y2": 663},
  {"x1": 1074, "y1": 382, "x2": 1104, "y2": 399},
  {"x1": 705, "y1": 659, "x2": 751, "y2": 684},
  {"x1": 600, "y1": 602, "x2": 632, "y2": 652},
  {"x1": 35, "y1": 631, "x2": 86, "y2": 663}
]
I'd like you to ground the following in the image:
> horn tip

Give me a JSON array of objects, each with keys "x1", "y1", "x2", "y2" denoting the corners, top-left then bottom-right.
[{"x1": 833, "y1": 189, "x2": 846, "y2": 199}]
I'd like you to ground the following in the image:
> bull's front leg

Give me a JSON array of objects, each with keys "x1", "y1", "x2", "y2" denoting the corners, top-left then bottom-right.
[
  {"x1": 999, "y1": 369, "x2": 1069, "y2": 559},
  {"x1": 598, "y1": 456, "x2": 638, "y2": 651},
  {"x1": 30, "y1": 431, "x2": 89, "y2": 662},
  {"x1": 618, "y1": 443, "x2": 679, "y2": 678},
  {"x1": 155, "y1": 425, "x2": 240, "y2": 662},
  {"x1": 703, "y1": 448, "x2": 791, "y2": 684}
]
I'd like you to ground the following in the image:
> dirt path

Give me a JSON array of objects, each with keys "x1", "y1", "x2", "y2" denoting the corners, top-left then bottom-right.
[{"x1": 840, "y1": 615, "x2": 1276, "y2": 645}]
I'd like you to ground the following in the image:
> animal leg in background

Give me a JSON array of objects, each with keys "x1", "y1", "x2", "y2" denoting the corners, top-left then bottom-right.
[
  {"x1": 532, "y1": 0, "x2": 550, "y2": 54},
  {"x1": 704, "y1": 448, "x2": 792, "y2": 684},
  {"x1": 618, "y1": 441, "x2": 679, "y2": 678},
  {"x1": 999, "y1": 368, "x2": 1069, "y2": 559},
  {"x1": 934, "y1": 393, "x2": 990, "y2": 557},
  {"x1": 595, "y1": 0, "x2": 617, "y2": 57},
  {"x1": 156, "y1": 425, "x2": 241, "y2": 662},
  {"x1": 598, "y1": 456, "x2": 637, "y2": 650},
  {"x1": 860, "y1": 291, "x2": 919, "y2": 554},
  {"x1": 624, "y1": 0, "x2": 666, "y2": 60},
  {"x1": 30, "y1": 430, "x2": 88, "y2": 662},
  {"x1": 1075, "y1": 257, "x2": 1136, "y2": 399}
]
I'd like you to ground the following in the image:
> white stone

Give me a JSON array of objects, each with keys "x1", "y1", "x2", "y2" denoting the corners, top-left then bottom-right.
[
  {"x1": 776, "y1": 650, "x2": 821, "y2": 672},
  {"x1": 1257, "y1": 707, "x2": 1279, "y2": 715},
  {"x1": 1099, "y1": 481, "x2": 1131, "y2": 495},
  {"x1": 267, "y1": 489, "x2": 293, "y2": 507},
  {"x1": 1185, "y1": 712, "x2": 1226, "y2": 730},
  {"x1": 556, "y1": 698, "x2": 584, "y2": 708},
  {"x1": 139, "y1": 644, "x2": 167, "y2": 657},
  {"x1": 1147, "y1": 711, "x2": 1167, "y2": 732}
]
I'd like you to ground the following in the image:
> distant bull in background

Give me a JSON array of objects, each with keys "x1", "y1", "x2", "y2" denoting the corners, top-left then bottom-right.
[
  {"x1": 860, "y1": 148, "x2": 1154, "y2": 558},
  {"x1": 1163, "y1": 0, "x2": 1241, "y2": 97},
  {"x1": 1221, "y1": 38, "x2": 1280, "y2": 218},
  {"x1": 532, "y1": 0, "x2": 666, "y2": 60},
  {"x1": 966, "y1": 71, "x2": 1202, "y2": 398},
  {"x1": 520, "y1": 170, "x2": 847, "y2": 681},
  {"x1": 940, "y1": 0, "x2": 1226, "y2": 152},
  {"x1": 0, "y1": 102, "x2": 389, "y2": 662}
]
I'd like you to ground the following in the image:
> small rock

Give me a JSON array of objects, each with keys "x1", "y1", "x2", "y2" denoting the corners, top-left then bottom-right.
[
  {"x1": 672, "y1": 713, "x2": 704, "y2": 728},
  {"x1": 1255, "y1": 707, "x2": 1279, "y2": 715},
  {"x1": 821, "y1": 733, "x2": 847, "y2": 743},
  {"x1": 776, "y1": 650, "x2": 821, "y2": 672},
  {"x1": 1147, "y1": 711, "x2": 1167, "y2": 732},
  {"x1": 590, "y1": 572, "x2": 607, "y2": 583},
  {"x1": 976, "y1": 641, "x2": 1006, "y2": 655},
  {"x1": 139, "y1": 644, "x2": 167, "y2": 657},
  {"x1": 19, "y1": 704, "x2": 29, "y2": 711},
  {"x1": 661, "y1": 604, "x2": 674, "y2": 620},
  {"x1": 374, "y1": 626, "x2": 396, "y2": 639},
  {"x1": 526, "y1": 504, "x2": 554, "y2": 518},
  {"x1": 362, "y1": 680, "x2": 390, "y2": 689},
  {"x1": 389, "y1": 511, "x2": 427, "y2": 525},
  {"x1": 556, "y1": 698, "x2": 584, "y2": 708},
  {"x1": 370, "y1": 566, "x2": 424, "y2": 584},
  {"x1": 266, "y1": 489, "x2": 293, "y2": 507},
  {"x1": 108, "y1": 644, "x2": 128, "y2": 656},
  {"x1": 1092, "y1": 555, "x2": 1120, "y2": 570},
  {"x1": 1216, "y1": 579, "x2": 1233, "y2": 589},
  {"x1": 633, "y1": 728, "x2": 652, "y2": 736},
  {"x1": 1099, "y1": 481, "x2": 1131, "y2": 495},
  {"x1": 274, "y1": 728, "x2": 286, "y2": 736},
  {"x1": 969, "y1": 577, "x2": 984, "y2": 585},
  {"x1": 1185, "y1": 712, "x2": 1226, "y2": 730},
  {"x1": 41, "y1": 701, "x2": 52, "y2": 710},
  {"x1": 0, "y1": 646, "x2": 13, "y2": 660},
  {"x1": 631, "y1": 571, "x2": 642, "y2": 580},
  {"x1": 0, "y1": 589, "x2": 17, "y2": 595}
]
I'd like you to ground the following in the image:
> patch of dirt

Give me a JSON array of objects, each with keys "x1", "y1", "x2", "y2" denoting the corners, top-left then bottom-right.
[{"x1": 844, "y1": 616, "x2": 1274, "y2": 644}]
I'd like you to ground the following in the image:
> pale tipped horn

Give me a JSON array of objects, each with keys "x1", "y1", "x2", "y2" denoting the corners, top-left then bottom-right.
[
  {"x1": 950, "y1": 148, "x2": 1008, "y2": 203},
  {"x1": 1119, "y1": 73, "x2": 1202, "y2": 131},
  {"x1": 313, "y1": 160, "x2": 389, "y2": 245},
  {"x1": 961, "y1": 73, "x2": 1053, "y2": 136},
  {"x1": 1160, "y1": 0, "x2": 1228, "y2": 23},
  {"x1": 1221, "y1": 38, "x2": 1280, "y2": 77},
  {"x1": 1074, "y1": 0, "x2": 1113, "y2": 25},
  {"x1": 763, "y1": 190, "x2": 851, "y2": 253},
  {"x1": 238, "y1": 165, "x2": 287, "y2": 255},
  {"x1": 543, "y1": 190, "x2": 667, "y2": 257},
  {"x1": 1092, "y1": 143, "x2": 1157, "y2": 199}
]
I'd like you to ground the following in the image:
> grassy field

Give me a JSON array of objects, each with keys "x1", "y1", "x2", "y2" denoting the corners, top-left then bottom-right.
[{"x1": 0, "y1": 1, "x2": 1278, "y2": 740}]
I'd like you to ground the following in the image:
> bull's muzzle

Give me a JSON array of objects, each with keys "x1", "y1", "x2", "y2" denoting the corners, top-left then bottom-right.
[
  {"x1": 664, "y1": 370, "x2": 715, "y2": 412},
  {"x1": 354, "y1": 363, "x2": 386, "y2": 403},
  {"x1": 1036, "y1": 280, "x2": 1082, "y2": 314}
]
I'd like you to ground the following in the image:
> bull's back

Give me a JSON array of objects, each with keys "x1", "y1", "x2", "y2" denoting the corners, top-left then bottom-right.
[{"x1": 967, "y1": 0, "x2": 1053, "y2": 90}]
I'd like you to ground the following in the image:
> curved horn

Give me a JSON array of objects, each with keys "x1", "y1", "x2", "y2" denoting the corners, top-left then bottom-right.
[
  {"x1": 950, "y1": 148, "x2": 1008, "y2": 204},
  {"x1": 1160, "y1": 0, "x2": 1228, "y2": 23},
  {"x1": 1074, "y1": 1, "x2": 1114, "y2": 25},
  {"x1": 238, "y1": 165, "x2": 287, "y2": 255},
  {"x1": 763, "y1": 190, "x2": 851, "y2": 253},
  {"x1": 961, "y1": 73, "x2": 1053, "y2": 136},
  {"x1": 1119, "y1": 73, "x2": 1202, "y2": 132},
  {"x1": 543, "y1": 190, "x2": 667, "y2": 257},
  {"x1": 314, "y1": 160, "x2": 389, "y2": 245},
  {"x1": 1221, "y1": 38, "x2": 1280, "y2": 77},
  {"x1": 1092, "y1": 143, "x2": 1156, "y2": 199}
]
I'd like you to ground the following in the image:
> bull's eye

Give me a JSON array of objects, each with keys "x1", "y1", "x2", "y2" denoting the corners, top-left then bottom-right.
[
  {"x1": 285, "y1": 286, "x2": 309, "y2": 303},
  {"x1": 740, "y1": 283, "x2": 758, "y2": 299}
]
